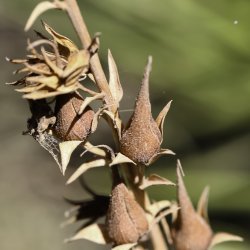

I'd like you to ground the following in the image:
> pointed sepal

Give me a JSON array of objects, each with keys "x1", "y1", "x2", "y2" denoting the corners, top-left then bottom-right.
[
  {"x1": 112, "y1": 243, "x2": 137, "y2": 250},
  {"x1": 209, "y1": 232, "x2": 243, "y2": 249},
  {"x1": 25, "y1": 1, "x2": 59, "y2": 31},
  {"x1": 42, "y1": 21, "x2": 78, "y2": 54},
  {"x1": 147, "y1": 200, "x2": 172, "y2": 217},
  {"x1": 67, "y1": 159, "x2": 107, "y2": 184},
  {"x1": 197, "y1": 186, "x2": 210, "y2": 222},
  {"x1": 108, "y1": 50, "x2": 123, "y2": 107},
  {"x1": 110, "y1": 153, "x2": 136, "y2": 167},
  {"x1": 59, "y1": 140, "x2": 82, "y2": 175},
  {"x1": 156, "y1": 100, "x2": 172, "y2": 139},
  {"x1": 64, "y1": 223, "x2": 111, "y2": 245},
  {"x1": 139, "y1": 174, "x2": 175, "y2": 190}
]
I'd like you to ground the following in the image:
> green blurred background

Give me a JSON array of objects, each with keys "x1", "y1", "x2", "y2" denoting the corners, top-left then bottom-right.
[{"x1": 0, "y1": 0, "x2": 249, "y2": 249}]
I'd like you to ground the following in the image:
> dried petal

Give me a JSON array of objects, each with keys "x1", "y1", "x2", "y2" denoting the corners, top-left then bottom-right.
[
  {"x1": 106, "y1": 183, "x2": 148, "y2": 245},
  {"x1": 120, "y1": 56, "x2": 161, "y2": 165},
  {"x1": 42, "y1": 21, "x2": 78, "y2": 54},
  {"x1": 16, "y1": 83, "x2": 45, "y2": 93},
  {"x1": 54, "y1": 92, "x2": 94, "y2": 141},
  {"x1": 63, "y1": 50, "x2": 90, "y2": 80},
  {"x1": 23, "y1": 87, "x2": 76, "y2": 99},
  {"x1": 26, "y1": 75, "x2": 59, "y2": 89}
]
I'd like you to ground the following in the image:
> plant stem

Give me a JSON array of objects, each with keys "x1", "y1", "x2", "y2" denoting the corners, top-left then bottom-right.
[{"x1": 64, "y1": 0, "x2": 116, "y2": 113}]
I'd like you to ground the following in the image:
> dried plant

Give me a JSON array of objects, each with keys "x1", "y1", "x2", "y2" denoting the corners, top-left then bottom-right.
[{"x1": 7, "y1": 0, "x2": 243, "y2": 249}]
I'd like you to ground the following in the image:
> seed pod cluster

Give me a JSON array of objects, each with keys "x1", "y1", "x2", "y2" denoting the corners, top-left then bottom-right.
[
  {"x1": 54, "y1": 92, "x2": 94, "y2": 141},
  {"x1": 106, "y1": 183, "x2": 148, "y2": 245},
  {"x1": 120, "y1": 57, "x2": 162, "y2": 165}
]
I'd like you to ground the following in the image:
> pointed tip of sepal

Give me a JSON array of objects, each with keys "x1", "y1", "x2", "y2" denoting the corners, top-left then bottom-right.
[
  {"x1": 64, "y1": 223, "x2": 111, "y2": 245},
  {"x1": 24, "y1": 1, "x2": 58, "y2": 32},
  {"x1": 197, "y1": 186, "x2": 210, "y2": 221},
  {"x1": 66, "y1": 158, "x2": 106, "y2": 185},
  {"x1": 209, "y1": 232, "x2": 243, "y2": 248},
  {"x1": 156, "y1": 100, "x2": 172, "y2": 137},
  {"x1": 176, "y1": 159, "x2": 185, "y2": 178},
  {"x1": 59, "y1": 141, "x2": 83, "y2": 176},
  {"x1": 108, "y1": 49, "x2": 123, "y2": 106}
]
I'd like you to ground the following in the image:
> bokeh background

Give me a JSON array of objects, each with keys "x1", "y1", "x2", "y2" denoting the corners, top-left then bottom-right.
[{"x1": 0, "y1": 0, "x2": 249, "y2": 249}]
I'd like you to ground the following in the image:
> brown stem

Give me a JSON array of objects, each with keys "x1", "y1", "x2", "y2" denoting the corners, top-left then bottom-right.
[{"x1": 64, "y1": 0, "x2": 116, "y2": 113}]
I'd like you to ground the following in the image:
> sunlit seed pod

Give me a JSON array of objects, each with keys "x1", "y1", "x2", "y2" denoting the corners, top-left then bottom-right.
[
  {"x1": 120, "y1": 57, "x2": 162, "y2": 165},
  {"x1": 54, "y1": 92, "x2": 94, "y2": 141},
  {"x1": 172, "y1": 163, "x2": 213, "y2": 250},
  {"x1": 106, "y1": 183, "x2": 148, "y2": 245}
]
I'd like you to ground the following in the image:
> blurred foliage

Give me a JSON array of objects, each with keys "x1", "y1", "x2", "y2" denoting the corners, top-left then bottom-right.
[{"x1": 0, "y1": 0, "x2": 249, "y2": 249}]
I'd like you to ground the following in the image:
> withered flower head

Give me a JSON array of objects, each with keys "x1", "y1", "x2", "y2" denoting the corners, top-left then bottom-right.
[
  {"x1": 120, "y1": 56, "x2": 173, "y2": 165},
  {"x1": 53, "y1": 92, "x2": 94, "y2": 141},
  {"x1": 106, "y1": 182, "x2": 148, "y2": 245},
  {"x1": 8, "y1": 22, "x2": 90, "y2": 100},
  {"x1": 171, "y1": 161, "x2": 243, "y2": 250}
]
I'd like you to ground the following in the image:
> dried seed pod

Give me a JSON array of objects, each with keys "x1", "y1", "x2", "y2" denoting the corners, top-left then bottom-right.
[
  {"x1": 120, "y1": 57, "x2": 162, "y2": 165},
  {"x1": 106, "y1": 183, "x2": 148, "y2": 245},
  {"x1": 54, "y1": 92, "x2": 94, "y2": 141},
  {"x1": 172, "y1": 162, "x2": 213, "y2": 250}
]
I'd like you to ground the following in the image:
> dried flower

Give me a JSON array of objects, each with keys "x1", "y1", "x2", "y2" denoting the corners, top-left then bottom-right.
[
  {"x1": 53, "y1": 92, "x2": 94, "y2": 141},
  {"x1": 8, "y1": 22, "x2": 90, "y2": 99},
  {"x1": 171, "y1": 161, "x2": 243, "y2": 250},
  {"x1": 106, "y1": 182, "x2": 148, "y2": 245},
  {"x1": 120, "y1": 56, "x2": 173, "y2": 165}
]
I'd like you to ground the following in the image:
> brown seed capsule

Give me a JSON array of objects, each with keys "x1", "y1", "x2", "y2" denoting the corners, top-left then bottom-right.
[
  {"x1": 106, "y1": 183, "x2": 148, "y2": 245},
  {"x1": 120, "y1": 57, "x2": 162, "y2": 164},
  {"x1": 172, "y1": 163, "x2": 213, "y2": 250},
  {"x1": 54, "y1": 92, "x2": 94, "y2": 141}
]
